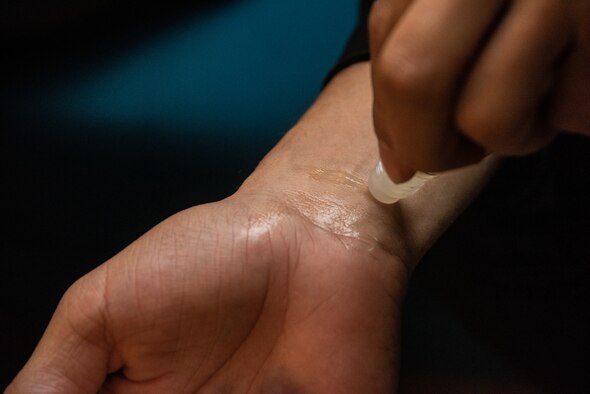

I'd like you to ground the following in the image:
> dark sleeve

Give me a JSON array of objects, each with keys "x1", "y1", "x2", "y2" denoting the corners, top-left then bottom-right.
[{"x1": 324, "y1": 0, "x2": 374, "y2": 84}]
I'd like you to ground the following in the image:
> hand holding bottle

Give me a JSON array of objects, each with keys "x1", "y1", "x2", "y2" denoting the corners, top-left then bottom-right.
[{"x1": 369, "y1": 0, "x2": 590, "y2": 182}]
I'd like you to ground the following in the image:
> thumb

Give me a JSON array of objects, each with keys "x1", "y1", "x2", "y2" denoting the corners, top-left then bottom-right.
[{"x1": 6, "y1": 273, "x2": 111, "y2": 394}]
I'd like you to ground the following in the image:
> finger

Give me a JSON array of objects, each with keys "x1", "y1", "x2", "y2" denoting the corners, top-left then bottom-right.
[
  {"x1": 549, "y1": 2, "x2": 590, "y2": 135},
  {"x1": 456, "y1": 0, "x2": 571, "y2": 154},
  {"x1": 368, "y1": 0, "x2": 413, "y2": 57},
  {"x1": 372, "y1": 0, "x2": 505, "y2": 177},
  {"x1": 371, "y1": 91, "x2": 417, "y2": 182},
  {"x1": 378, "y1": 140, "x2": 415, "y2": 183},
  {"x1": 374, "y1": 91, "x2": 482, "y2": 183},
  {"x1": 368, "y1": 1, "x2": 416, "y2": 183},
  {"x1": 7, "y1": 275, "x2": 111, "y2": 394}
]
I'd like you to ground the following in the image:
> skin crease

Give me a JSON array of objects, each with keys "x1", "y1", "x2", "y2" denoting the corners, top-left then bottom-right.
[
  {"x1": 6, "y1": 63, "x2": 497, "y2": 393},
  {"x1": 369, "y1": 0, "x2": 590, "y2": 182}
]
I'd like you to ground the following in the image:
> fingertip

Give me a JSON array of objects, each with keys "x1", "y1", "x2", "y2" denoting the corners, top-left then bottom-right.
[{"x1": 378, "y1": 142, "x2": 415, "y2": 183}]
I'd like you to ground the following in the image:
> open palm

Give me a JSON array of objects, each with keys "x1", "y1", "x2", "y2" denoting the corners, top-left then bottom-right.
[{"x1": 9, "y1": 195, "x2": 406, "y2": 393}]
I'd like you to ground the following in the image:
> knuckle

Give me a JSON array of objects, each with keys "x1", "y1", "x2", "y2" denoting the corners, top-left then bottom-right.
[{"x1": 375, "y1": 48, "x2": 440, "y2": 104}]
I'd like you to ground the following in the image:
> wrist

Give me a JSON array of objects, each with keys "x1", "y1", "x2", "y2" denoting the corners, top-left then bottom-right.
[
  {"x1": 237, "y1": 63, "x2": 405, "y2": 259},
  {"x1": 236, "y1": 62, "x2": 498, "y2": 271}
]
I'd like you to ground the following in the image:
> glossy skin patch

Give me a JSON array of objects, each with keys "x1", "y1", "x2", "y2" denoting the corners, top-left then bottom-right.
[{"x1": 308, "y1": 168, "x2": 365, "y2": 190}]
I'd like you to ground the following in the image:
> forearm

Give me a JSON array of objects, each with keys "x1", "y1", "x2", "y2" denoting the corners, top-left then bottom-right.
[{"x1": 239, "y1": 62, "x2": 498, "y2": 270}]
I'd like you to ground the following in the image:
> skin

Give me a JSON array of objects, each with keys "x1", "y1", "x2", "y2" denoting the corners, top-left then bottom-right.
[
  {"x1": 6, "y1": 64, "x2": 497, "y2": 393},
  {"x1": 369, "y1": 0, "x2": 590, "y2": 182}
]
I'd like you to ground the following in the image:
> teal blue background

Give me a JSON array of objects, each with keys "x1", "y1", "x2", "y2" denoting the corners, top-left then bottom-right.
[{"x1": 38, "y1": 0, "x2": 357, "y2": 138}]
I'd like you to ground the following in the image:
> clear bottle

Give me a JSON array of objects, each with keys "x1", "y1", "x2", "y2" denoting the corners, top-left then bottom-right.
[{"x1": 368, "y1": 161, "x2": 437, "y2": 204}]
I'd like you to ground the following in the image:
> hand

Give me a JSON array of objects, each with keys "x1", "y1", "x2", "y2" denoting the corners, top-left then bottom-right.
[
  {"x1": 7, "y1": 193, "x2": 407, "y2": 393},
  {"x1": 7, "y1": 63, "x2": 497, "y2": 393},
  {"x1": 369, "y1": 0, "x2": 590, "y2": 182}
]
